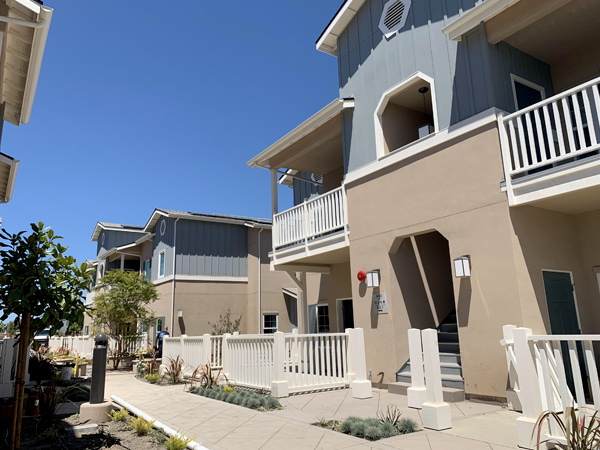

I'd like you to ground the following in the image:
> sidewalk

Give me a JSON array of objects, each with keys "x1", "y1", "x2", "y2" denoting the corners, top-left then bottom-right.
[{"x1": 105, "y1": 372, "x2": 522, "y2": 450}]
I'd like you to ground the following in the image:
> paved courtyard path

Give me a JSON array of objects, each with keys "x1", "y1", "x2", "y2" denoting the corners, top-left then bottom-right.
[{"x1": 105, "y1": 372, "x2": 523, "y2": 450}]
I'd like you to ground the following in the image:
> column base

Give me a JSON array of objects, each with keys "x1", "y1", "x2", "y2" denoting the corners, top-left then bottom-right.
[
  {"x1": 351, "y1": 380, "x2": 372, "y2": 399},
  {"x1": 407, "y1": 387, "x2": 427, "y2": 409},
  {"x1": 270, "y1": 380, "x2": 289, "y2": 398},
  {"x1": 421, "y1": 402, "x2": 451, "y2": 430},
  {"x1": 80, "y1": 401, "x2": 112, "y2": 424}
]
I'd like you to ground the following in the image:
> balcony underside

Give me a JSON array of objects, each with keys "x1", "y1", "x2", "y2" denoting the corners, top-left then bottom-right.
[{"x1": 271, "y1": 231, "x2": 350, "y2": 270}]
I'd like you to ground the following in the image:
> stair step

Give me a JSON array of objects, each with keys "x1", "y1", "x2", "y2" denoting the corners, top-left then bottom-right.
[
  {"x1": 396, "y1": 371, "x2": 464, "y2": 389},
  {"x1": 438, "y1": 352, "x2": 461, "y2": 364},
  {"x1": 405, "y1": 361, "x2": 462, "y2": 377},
  {"x1": 388, "y1": 381, "x2": 465, "y2": 402},
  {"x1": 438, "y1": 342, "x2": 460, "y2": 353},
  {"x1": 437, "y1": 332, "x2": 459, "y2": 343},
  {"x1": 438, "y1": 323, "x2": 457, "y2": 333}
]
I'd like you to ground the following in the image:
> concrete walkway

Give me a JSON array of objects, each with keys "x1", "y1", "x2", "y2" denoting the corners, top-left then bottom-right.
[{"x1": 105, "y1": 372, "x2": 522, "y2": 450}]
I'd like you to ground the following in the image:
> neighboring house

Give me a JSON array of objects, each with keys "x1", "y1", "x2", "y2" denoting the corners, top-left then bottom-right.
[
  {"x1": 0, "y1": 0, "x2": 53, "y2": 205},
  {"x1": 84, "y1": 209, "x2": 295, "y2": 342},
  {"x1": 248, "y1": 0, "x2": 600, "y2": 401}
]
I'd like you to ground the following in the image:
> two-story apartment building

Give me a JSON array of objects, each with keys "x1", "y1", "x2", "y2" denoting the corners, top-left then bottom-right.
[
  {"x1": 85, "y1": 209, "x2": 296, "y2": 342},
  {"x1": 0, "y1": 0, "x2": 53, "y2": 205},
  {"x1": 248, "y1": 0, "x2": 600, "y2": 401}
]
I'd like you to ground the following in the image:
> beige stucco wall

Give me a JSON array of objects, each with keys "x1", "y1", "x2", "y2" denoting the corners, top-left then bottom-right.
[
  {"x1": 345, "y1": 124, "x2": 526, "y2": 398},
  {"x1": 247, "y1": 228, "x2": 294, "y2": 334}
]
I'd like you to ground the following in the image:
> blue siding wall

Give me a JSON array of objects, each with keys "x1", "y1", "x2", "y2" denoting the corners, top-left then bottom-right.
[
  {"x1": 293, "y1": 172, "x2": 323, "y2": 206},
  {"x1": 97, "y1": 230, "x2": 146, "y2": 258},
  {"x1": 336, "y1": 0, "x2": 553, "y2": 173},
  {"x1": 175, "y1": 219, "x2": 248, "y2": 278}
]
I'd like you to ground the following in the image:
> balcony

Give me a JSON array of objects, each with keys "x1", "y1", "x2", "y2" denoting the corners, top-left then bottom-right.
[
  {"x1": 272, "y1": 186, "x2": 349, "y2": 267},
  {"x1": 500, "y1": 76, "x2": 600, "y2": 213}
]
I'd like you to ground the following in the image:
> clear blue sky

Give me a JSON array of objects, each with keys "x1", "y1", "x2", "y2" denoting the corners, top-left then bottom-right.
[{"x1": 1, "y1": 0, "x2": 342, "y2": 265}]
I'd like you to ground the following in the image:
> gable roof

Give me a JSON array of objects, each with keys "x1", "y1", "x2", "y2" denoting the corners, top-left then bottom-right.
[
  {"x1": 143, "y1": 209, "x2": 272, "y2": 233},
  {"x1": 91, "y1": 222, "x2": 146, "y2": 242},
  {"x1": 316, "y1": 0, "x2": 368, "y2": 56}
]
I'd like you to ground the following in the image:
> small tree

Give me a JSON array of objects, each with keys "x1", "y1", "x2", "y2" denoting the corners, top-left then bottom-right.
[
  {"x1": 91, "y1": 270, "x2": 158, "y2": 368},
  {"x1": 209, "y1": 309, "x2": 242, "y2": 335},
  {"x1": 0, "y1": 223, "x2": 92, "y2": 450}
]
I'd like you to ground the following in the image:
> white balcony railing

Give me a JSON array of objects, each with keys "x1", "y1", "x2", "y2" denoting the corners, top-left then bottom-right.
[
  {"x1": 500, "y1": 76, "x2": 600, "y2": 177},
  {"x1": 273, "y1": 186, "x2": 348, "y2": 249}
]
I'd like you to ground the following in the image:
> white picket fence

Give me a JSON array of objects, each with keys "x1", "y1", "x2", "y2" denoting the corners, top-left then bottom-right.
[
  {"x1": 161, "y1": 329, "x2": 372, "y2": 398},
  {"x1": 48, "y1": 333, "x2": 150, "y2": 359},
  {"x1": 0, "y1": 339, "x2": 30, "y2": 397},
  {"x1": 501, "y1": 325, "x2": 600, "y2": 448}
]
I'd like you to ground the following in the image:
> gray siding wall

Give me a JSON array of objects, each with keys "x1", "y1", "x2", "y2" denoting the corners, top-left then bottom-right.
[
  {"x1": 175, "y1": 219, "x2": 248, "y2": 277},
  {"x1": 151, "y1": 218, "x2": 249, "y2": 280},
  {"x1": 97, "y1": 230, "x2": 146, "y2": 258},
  {"x1": 336, "y1": 0, "x2": 553, "y2": 174},
  {"x1": 152, "y1": 217, "x2": 175, "y2": 280},
  {"x1": 293, "y1": 172, "x2": 323, "y2": 206}
]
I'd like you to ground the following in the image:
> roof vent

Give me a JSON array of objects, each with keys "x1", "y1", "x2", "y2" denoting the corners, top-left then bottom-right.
[
  {"x1": 379, "y1": 0, "x2": 411, "y2": 38},
  {"x1": 310, "y1": 173, "x2": 322, "y2": 183}
]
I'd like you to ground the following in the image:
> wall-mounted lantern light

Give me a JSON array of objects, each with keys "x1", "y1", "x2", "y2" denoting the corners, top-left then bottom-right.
[
  {"x1": 454, "y1": 256, "x2": 471, "y2": 278},
  {"x1": 177, "y1": 309, "x2": 183, "y2": 318},
  {"x1": 366, "y1": 270, "x2": 380, "y2": 288}
]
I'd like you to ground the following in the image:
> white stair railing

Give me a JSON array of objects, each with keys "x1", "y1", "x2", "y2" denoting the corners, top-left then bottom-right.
[{"x1": 501, "y1": 76, "x2": 600, "y2": 177}]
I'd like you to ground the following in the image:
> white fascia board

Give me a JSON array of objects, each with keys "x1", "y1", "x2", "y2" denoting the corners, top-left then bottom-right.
[
  {"x1": 0, "y1": 154, "x2": 19, "y2": 203},
  {"x1": 168, "y1": 212, "x2": 273, "y2": 229},
  {"x1": 316, "y1": 0, "x2": 367, "y2": 56},
  {"x1": 247, "y1": 98, "x2": 354, "y2": 169},
  {"x1": 441, "y1": 0, "x2": 521, "y2": 41},
  {"x1": 91, "y1": 223, "x2": 145, "y2": 241},
  {"x1": 19, "y1": 4, "x2": 53, "y2": 124},
  {"x1": 13, "y1": 0, "x2": 42, "y2": 14},
  {"x1": 142, "y1": 209, "x2": 169, "y2": 233}
]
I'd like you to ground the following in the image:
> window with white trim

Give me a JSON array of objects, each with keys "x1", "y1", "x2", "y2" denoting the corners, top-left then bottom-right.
[
  {"x1": 158, "y1": 252, "x2": 165, "y2": 278},
  {"x1": 263, "y1": 314, "x2": 278, "y2": 334},
  {"x1": 144, "y1": 260, "x2": 151, "y2": 279},
  {"x1": 309, "y1": 304, "x2": 330, "y2": 333}
]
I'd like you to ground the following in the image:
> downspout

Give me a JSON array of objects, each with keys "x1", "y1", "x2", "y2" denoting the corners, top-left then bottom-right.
[
  {"x1": 257, "y1": 226, "x2": 264, "y2": 333},
  {"x1": 170, "y1": 218, "x2": 179, "y2": 334}
]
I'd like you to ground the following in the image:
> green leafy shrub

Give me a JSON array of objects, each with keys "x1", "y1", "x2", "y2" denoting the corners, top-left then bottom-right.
[
  {"x1": 336, "y1": 414, "x2": 416, "y2": 441},
  {"x1": 189, "y1": 386, "x2": 281, "y2": 411},
  {"x1": 129, "y1": 416, "x2": 155, "y2": 436},
  {"x1": 146, "y1": 373, "x2": 161, "y2": 384},
  {"x1": 380, "y1": 421, "x2": 398, "y2": 438},
  {"x1": 109, "y1": 408, "x2": 130, "y2": 422},
  {"x1": 165, "y1": 433, "x2": 195, "y2": 450}
]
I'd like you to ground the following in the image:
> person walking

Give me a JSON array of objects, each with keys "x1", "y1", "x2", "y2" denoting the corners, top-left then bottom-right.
[{"x1": 155, "y1": 326, "x2": 169, "y2": 358}]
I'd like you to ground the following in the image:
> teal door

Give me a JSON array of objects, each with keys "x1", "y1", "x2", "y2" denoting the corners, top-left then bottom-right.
[
  {"x1": 543, "y1": 271, "x2": 580, "y2": 335},
  {"x1": 542, "y1": 271, "x2": 587, "y2": 396}
]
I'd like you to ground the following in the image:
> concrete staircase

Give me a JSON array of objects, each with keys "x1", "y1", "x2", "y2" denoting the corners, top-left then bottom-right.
[{"x1": 388, "y1": 311, "x2": 465, "y2": 402}]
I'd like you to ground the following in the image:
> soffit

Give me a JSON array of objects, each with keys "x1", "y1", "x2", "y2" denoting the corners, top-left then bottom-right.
[{"x1": 494, "y1": 0, "x2": 600, "y2": 67}]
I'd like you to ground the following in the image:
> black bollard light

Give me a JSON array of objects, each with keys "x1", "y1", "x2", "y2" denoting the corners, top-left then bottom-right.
[{"x1": 90, "y1": 333, "x2": 108, "y2": 404}]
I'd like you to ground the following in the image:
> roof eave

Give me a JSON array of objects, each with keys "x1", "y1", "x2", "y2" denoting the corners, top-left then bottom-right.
[
  {"x1": 441, "y1": 0, "x2": 521, "y2": 41},
  {"x1": 316, "y1": 0, "x2": 368, "y2": 56},
  {"x1": 247, "y1": 98, "x2": 354, "y2": 169}
]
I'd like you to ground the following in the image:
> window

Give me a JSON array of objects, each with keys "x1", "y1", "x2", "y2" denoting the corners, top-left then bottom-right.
[
  {"x1": 160, "y1": 219, "x2": 166, "y2": 236},
  {"x1": 158, "y1": 252, "x2": 165, "y2": 278},
  {"x1": 263, "y1": 314, "x2": 278, "y2": 334},
  {"x1": 84, "y1": 326, "x2": 89, "y2": 336},
  {"x1": 375, "y1": 72, "x2": 438, "y2": 157},
  {"x1": 511, "y1": 74, "x2": 545, "y2": 111},
  {"x1": 144, "y1": 260, "x2": 151, "y2": 279},
  {"x1": 308, "y1": 304, "x2": 330, "y2": 333}
]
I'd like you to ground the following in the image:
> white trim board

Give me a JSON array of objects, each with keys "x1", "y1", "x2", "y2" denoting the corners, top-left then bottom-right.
[
  {"x1": 510, "y1": 74, "x2": 546, "y2": 110},
  {"x1": 441, "y1": 0, "x2": 521, "y2": 41},
  {"x1": 345, "y1": 107, "x2": 503, "y2": 186},
  {"x1": 153, "y1": 274, "x2": 248, "y2": 286}
]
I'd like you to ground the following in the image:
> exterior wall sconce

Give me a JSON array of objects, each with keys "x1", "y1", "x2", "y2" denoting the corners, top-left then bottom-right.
[
  {"x1": 366, "y1": 270, "x2": 380, "y2": 288},
  {"x1": 177, "y1": 309, "x2": 183, "y2": 318},
  {"x1": 454, "y1": 256, "x2": 471, "y2": 278}
]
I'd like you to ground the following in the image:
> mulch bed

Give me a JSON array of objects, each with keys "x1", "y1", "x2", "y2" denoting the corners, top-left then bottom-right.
[{"x1": 1, "y1": 414, "x2": 167, "y2": 450}]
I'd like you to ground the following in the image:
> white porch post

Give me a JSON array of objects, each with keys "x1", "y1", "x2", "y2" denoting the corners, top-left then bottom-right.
[
  {"x1": 350, "y1": 328, "x2": 372, "y2": 399},
  {"x1": 271, "y1": 169, "x2": 278, "y2": 215},
  {"x1": 421, "y1": 329, "x2": 451, "y2": 430},
  {"x1": 120, "y1": 254, "x2": 125, "y2": 271},
  {"x1": 407, "y1": 329, "x2": 427, "y2": 409},
  {"x1": 346, "y1": 328, "x2": 356, "y2": 382},
  {"x1": 271, "y1": 331, "x2": 289, "y2": 398},
  {"x1": 286, "y1": 271, "x2": 308, "y2": 334},
  {"x1": 202, "y1": 334, "x2": 212, "y2": 366},
  {"x1": 513, "y1": 327, "x2": 543, "y2": 449},
  {"x1": 222, "y1": 333, "x2": 231, "y2": 377},
  {"x1": 503, "y1": 325, "x2": 522, "y2": 412}
]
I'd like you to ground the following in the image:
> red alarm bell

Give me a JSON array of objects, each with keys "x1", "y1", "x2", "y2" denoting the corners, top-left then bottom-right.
[{"x1": 357, "y1": 270, "x2": 367, "y2": 282}]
